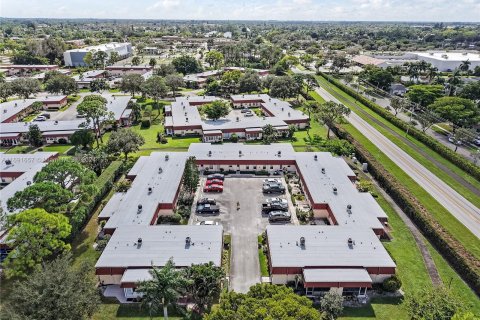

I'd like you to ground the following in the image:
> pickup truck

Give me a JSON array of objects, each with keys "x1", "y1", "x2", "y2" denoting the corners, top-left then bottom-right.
[{"x1": 196, "y1": 203, "x2": 220, "y2": 214}]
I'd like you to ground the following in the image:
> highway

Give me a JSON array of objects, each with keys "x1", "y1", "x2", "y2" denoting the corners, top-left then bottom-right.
[{"x1": 315, "y1": 85, "x2": 480, "y2": 238}]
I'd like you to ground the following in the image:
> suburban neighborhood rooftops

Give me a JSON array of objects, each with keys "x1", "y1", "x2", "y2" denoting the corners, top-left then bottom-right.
[
  {"x1": 95, "y1": 225, "x2": 223, "y2": 268},
  {"x1": 303, "y1": 268, "x2": 372, "y2": 284},
  {"x1": 103, "y1": 152, "x2": 189, "y2": 230},
  {"x1": 0, "y1": 152, "x2": 57, "y2": 174},
  {"x1": 351, "y1": 55, "x2": 387, "y2": 66},
  {"x1": 64, "y1": 42, "x2": 131, "y2": 53},
  {"x1": 266, "y1": 225, "x2": 396, "y2": 268},
  {"x1": 0, "y1": 96, "x2": 67, "y2": 123},
  {"x1": 188, "y1": 142, "x2": 296, "y2": 161},
  {"x1": 104, "y1": 95, "x2": 132, "y2": 121},
  {"x1": 0, "y1": 119, "x2": 85, "y2": 135}
]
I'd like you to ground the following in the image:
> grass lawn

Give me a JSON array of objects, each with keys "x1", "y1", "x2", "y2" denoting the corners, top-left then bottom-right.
[
  {"x1": 4, "y1": 145, "x2": 35, "y2": 154},
  {"x1": 92, "y1": 302, "x2": 183, "y2": 320},
  {"x1": 258, "y1": 249, "x2": 269, "y2": 277},
  {"x1": 40, "y1": 144, "x2": 74, "y2": 155},
  {"x1": 340, "y1": 297, "x2": 407, "y2": 320},
  {"x1": 313, "y1": 77, "x2": 480, "y2": 259}
]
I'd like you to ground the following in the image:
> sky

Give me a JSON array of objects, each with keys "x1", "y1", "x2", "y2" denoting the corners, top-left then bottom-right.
[{"x1": 1, "y1": 0, "x2": 479, "y2": 22}]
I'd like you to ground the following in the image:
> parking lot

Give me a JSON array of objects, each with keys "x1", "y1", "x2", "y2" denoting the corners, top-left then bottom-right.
[{"x1": 190, "y1": 176, "x2": 297, "y2": 293}]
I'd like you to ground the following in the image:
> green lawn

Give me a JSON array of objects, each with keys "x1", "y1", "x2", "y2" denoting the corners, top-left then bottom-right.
[
  {"x1": 40, "y1": 144, "x2": 74, "y2": 155},
  {"x1": 93, "y1": 302, "x2": 183, "y2": 320},
  {"x1": 258, "y1": 235, "x2": 269, "y2": 277},
  {"x1": 4, "y1": 145, "x2": 35, "y2": 154},
  {"x1": 340, "y1": 297, "x2": 408, "y2": 320},
  {"x1": 313, "y1": 77, "x2": 480, "y2": 260}
]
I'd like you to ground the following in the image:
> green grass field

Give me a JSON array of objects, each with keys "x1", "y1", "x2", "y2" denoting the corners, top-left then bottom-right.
[
  {"x1": 340, "y1": 297, "x2": 408, "y2": 320},
  {"x1": 40, "y1": 144, "x2": 74, "y2": 154}
]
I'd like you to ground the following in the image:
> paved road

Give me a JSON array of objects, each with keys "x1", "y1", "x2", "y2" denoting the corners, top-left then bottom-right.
[{"x1": 316, "y1": 85, "x2": 480, "y2": 238}]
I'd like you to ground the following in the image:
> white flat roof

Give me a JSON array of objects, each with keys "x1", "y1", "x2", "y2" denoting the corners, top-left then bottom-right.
[
  {"x1": 267, "y1": 225, "x2": 396, "y2": 268},
  {"x1": 303, "y1": 268, "x2": 372, "y2": 283},
  {"x1": 0, "y1": 152, "x2": 57, "y2": 173},
  {"x1": 121, "y1": 269, "x2": 153, "y2": 283},
  {"x1": 188, "y1": 142, "x2": 296, "y2": 161},
  {"x1": 414, "y1": 51, "x2": 480, "y2": 62},
  {"x1": 95, "y1": 225, "x2": 223, "y2": 268},
  {"x1": 65, "y1": 42, "x2": 131, "y2": 53},
  {"x1": 105, "y1": 95, "x2": 131, "y2": 121},
  {"x1": 0, "y1": 120, "x2": 84, "y2": 135},
  {"x1": 103, "y1": 152, "x2": 189, "y2": 230}
]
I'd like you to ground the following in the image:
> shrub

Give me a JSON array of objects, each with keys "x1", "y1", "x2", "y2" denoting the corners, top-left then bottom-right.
[
  {"x1": 230, "y1": 133, "x2": 239, "y2": 142},
  {"x1": 157, "y1": 213, "x2": 182, "y2": 224},
  {"x1": 383, "y1": 275, "x2": 402, "y2": 292},
  {"x1": 57, "y1": 138, "x2": 68, "y2": 144},
  {"x1": 115, "y1": 180, "x2": 131, "y2": 192},
  {"x1": 96, "y1": 234, "x2": 111, "y2": 251},
  {"x1": 141, "y1": 119, "x2": 151, "y2": 128},
  {"x1": 255, "y1": 170, "x2": 270, "y2": 176}
]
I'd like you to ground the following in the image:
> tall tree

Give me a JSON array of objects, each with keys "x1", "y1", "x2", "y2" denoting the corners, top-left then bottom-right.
[
  {"x1": 149, "y1": 57, "x2": 157, "y2": 68},
  {"x1": 34, "y1": 157, "x2": 96, "y2": 191},
  {"x1": 304, "y1": 74, "x2": 318, "y2": 95},
  {"x1": 205, "y1": 50, "x2": 224, "y2": 69},
  {"x1": 106, "y1": 128, "x2": 145, "y2": 161},
  {"x1": 0, "y1": 82, "x2": 13, "y2": 102},
  {"x1": 108, "y1": 51, "x2": 120, "y2": 65},
  {"x1": 183, "y1": 156, "x2": 200, "y2": 193},
  {"x1": 320, "y1": 291, "x2": 344, "y2": 320},
  {"x1": 25, "y1": 124, "x2": 43, "y2": 147},
  {"x1": 172, "y1": 55, "x2": 202, "y2": 74},
  {"x1": 11, "y1": 78, "x2": 40, "y2": 99},
  {"x1": 45, "y1": 74, "x2": 78, "y2": 95},
  {"x1": 315, "y1": 101, "x2": 351, "y2": 138},
  {"x1": 4, "y1": 254, "x2": 100, "y2": 320},
  {"x1": 165, "y1": 73, "x2": 184, "y2": 97},
  {"x1": 137, "y1": 258, "x2": 190, "y2": 320},
  {"x1": 203, "y1": 100, "x2": 230, "y2": 121},
  {"x1": 3, "y1": 208, "x2": 71, "y2": 278},
  {"x1": 142, "y1": 75, "x2": 168, "y2": 107},
  {"x1": 238, "y1": 71, "x2": 262, "y2": 93},
  {"x1": 77, "y1": 95, "x2": 113, "y2": 145},
  {"x1": 77, "y1": 148, "x2": 110, "y2": 176},
  {"x1": 269, "y1": 76, "x2": 297, "y2": 100},
  {"x1": 428, "y1": 96, "x2": 479, "y2": 128},
  {"x1": 131, "y1": 56, "x2": 141, "y2": 66},
  {"x1": 262, "y1": 124, "x2": 277, "y2": 144},
  {"x1": 221, "y1": 70, "x2": 242, "y2": 94},
  {"x1": 390, "y1": 96, "x2": 407, "y2": 116},
  {"x1": 120, "y1": 73, "x2": 145, "y2": 97},
  {"x1": 7, "y1": 182, "x2": 74, "y2": 213},
  {"x1": 93, "y1": 50, "x2": 108, "y2": 68},
  {"x1": 70, "y1": 129, "x2": 95, "y2": 149}
]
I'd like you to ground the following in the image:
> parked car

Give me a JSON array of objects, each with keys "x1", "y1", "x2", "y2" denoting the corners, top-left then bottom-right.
[
  {"x1": 196, "y1": 220, "x2": 219, "y2": 225},
  {"x1": 262, "y1": 202, "x2": 288, "y2": 214},
  {"x1": 196, "y1": 204, "x2": 220, "y2": 214},
  {"x1": 268, "y1": 211, "x2": 291, "y2": 223},
  {"x1": 33, "y1": 116, "x2": 46, "y2": 122},
  {"x1": 264, "y1": 178, "x2": 281, "y2": 184},
  {"x1": 206, "y1": 179, "x2": 224, "y2": 186},
  {"x1": 204, "y1": 184, "x2": 223, "y2": 192},
  {"x1": 207, "y1": 173, "x2": 225, "y2": 180},
  {"x1": 244, "y1": 112, "x2": 254, "y2": 117},
  {"x1": 263, "y1": 183, "x2": 286, "y2": 194},
  {"x1": 197, "y1": 198, "x2": 216, "y2": 205},
  {"x1": 241, "y1": 108, "x2": 249, "y2": 113},
  {"x1": 40, "y1": 113, "x2": 51, "y2": 119},
  {"x1": 265, "y1": 197, "x2": 288, "y2": 205}
]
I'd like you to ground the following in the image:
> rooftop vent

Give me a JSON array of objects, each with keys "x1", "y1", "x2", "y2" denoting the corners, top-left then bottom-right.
[
  {"x1": 236, "y1": 116, "x2": 239, "y2": 122},
  {"x1": 165, "y1": 154, "x2": 169, "y2": 161},
  {"x1": 137, "y1": 237, "x2": 142, "y2": 248},
  {"x1": 333, "y1": 186, "x2": 338, "y2": 194},
  {"x1": 5, "y1": 159, "x2": 12, "y2": 165},
  {"x1": 148, "y1": 187, "x2": 153, "y2": 194},
  {"x1": 14, "y1": 103, "x2": 17, "y2": 107},
  {"x1": 347, "y1": 204, "x2": 352, "y2": 215},
  {"x1": 110, "y1": 101, "x2": 112, "y2": 104},
  {"x1": 185, "y1": 112, "x2": 187, "y2": 116},
  {"x1": 27, "y1": 180, "x2": 31, "y2": 185},
  {"x1": 274, "y1": 102, "x2": 277, "y2": 106},
  {"x1": 158, "y1": 167, "x2": 163, "y2": 174},
  {"x1": 186, "y1": 236, "x2": 191, "y2": 245},
  {"x1": 321, "y1": 168, "x2": 325, "y2": 174},
  {"x1": 239, "y1": 150, "x2": 242, "y2": 157},
  {"x1": 314, "y1": 155, "x2": 318, "y2": 161},
  {"x1": 137, "y1": 204, "x2": 143, "y2": 213},
  {"x1": 300, "y1": 236, "x2": 305, "y2": 247},
  {"x1": 185, "y1": 117, "x2": 189, "y2": 122},
  {"x1": 3, "y1": 109, "x2": 6, "y2": 113},
  {"x1": 288, "y1": 112, "x2": 291, "y2": 117},
  {"x1": 348, "y1": 237, "x2": 354, "y2": 247},
  {"x1": 277, "y1": 151, "x2": 281, "y2": 157},
  {"x1": 54, "y1": 120, "x2": 58, "y2": 125},
  {"x1": 208, "y1": 150, "x2": 212, "y2": 157}
]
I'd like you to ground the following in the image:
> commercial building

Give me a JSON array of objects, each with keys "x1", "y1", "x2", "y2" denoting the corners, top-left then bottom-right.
[
  {"x1": 63, "y1": 42, "x2": 133, "y2": 67},
  {"x1": 164, "y1": 94, "x2": 309, "y2": 142},
  {"x1": 412, "y1": 52, "x2": 480, "y2": 72}
]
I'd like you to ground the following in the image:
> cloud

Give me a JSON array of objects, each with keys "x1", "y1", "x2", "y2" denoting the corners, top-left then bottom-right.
[{"x1": 149, "y1": 0, "x2": 181, "y2": 10}]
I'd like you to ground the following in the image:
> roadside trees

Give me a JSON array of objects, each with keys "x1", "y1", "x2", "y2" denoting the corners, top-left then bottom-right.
[
  {"x1": 428, "y1": 96, "x2": 479, "y2": 129},
  {"x1": 405, "y1": 287, "x2": 465, "y2": 320},
  {"x1": 315, "y1": 101, "x2": 351, "y2": 139},
  {"x1": 34, "y1": 157, "x2": 96, "y2": 191},
  {"x1": 390, "y1": 96, "x2": 407, "y2": 116}
]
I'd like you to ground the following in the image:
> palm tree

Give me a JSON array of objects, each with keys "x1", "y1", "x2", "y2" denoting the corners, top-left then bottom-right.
[
  {"x1": 137, "y1": 259, "x2": 190, "y2": 320},
  {"x1": 459, "y1": 59, "x2": 471, "y2": 73},
  {"x1": 427, "y1": 66, "x2": 438, "y2": 83},
  {"x1": 447, "y1": 69, "x2": 461, "y2": 96}
]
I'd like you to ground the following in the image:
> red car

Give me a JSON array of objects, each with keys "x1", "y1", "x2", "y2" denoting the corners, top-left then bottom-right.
[
  {"x1": 204, "y1": 184, "x2": 223, "y2": 192},
  {"x1": 206, "y1": 179, "x2": 224, "y2": 186}
]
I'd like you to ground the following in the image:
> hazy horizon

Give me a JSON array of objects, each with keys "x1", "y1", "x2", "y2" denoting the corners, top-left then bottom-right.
[{"x1": 1, "y1": 0, "x2": 479, "y2": 23}]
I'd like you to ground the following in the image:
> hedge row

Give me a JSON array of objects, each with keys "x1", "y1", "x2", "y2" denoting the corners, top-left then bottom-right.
[
  {"x1": 333, "y1": 124, "x2": 480, "y2": 295},
  {"x1": 69, "y1": 161, "x2": 124, "y2": 237},
  {"x1": 318, "y1": 72, "x2": 480, "y2": 182}
]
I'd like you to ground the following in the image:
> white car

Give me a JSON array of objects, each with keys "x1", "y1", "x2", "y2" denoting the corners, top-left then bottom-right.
[
  {"x1": 266, "y1": 197, "x2": 288, "y2": 205},
  {"x1": 196, "y1": 220, "x2": 219, "y2": 226},
  {"x1": 33, "y1": 116, "x2": 46, "y2": 122},
  {"x1": 264, "y1": 178, "x2": 281, "y2": 184}
]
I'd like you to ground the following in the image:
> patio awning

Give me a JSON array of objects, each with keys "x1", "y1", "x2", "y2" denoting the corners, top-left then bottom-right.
[{"x1": 303, "y1": 268, "x2": 372, "y2": 288}]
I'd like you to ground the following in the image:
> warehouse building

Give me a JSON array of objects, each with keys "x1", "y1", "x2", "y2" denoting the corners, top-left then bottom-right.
[{"x1": 63, "y1": 42, "x2": 133, "y2": 67}]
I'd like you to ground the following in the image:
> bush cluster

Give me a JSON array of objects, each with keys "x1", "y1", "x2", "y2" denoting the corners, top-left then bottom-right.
[
  {"x1": 333, "y1": 124, "x2": 480, "y2": 295},
  {"x1": 382, "y1": 275, "x2": 402, "y2": 292},
  {"x1": 320, "y1": 72, "x2": 480, "y2": 182}
]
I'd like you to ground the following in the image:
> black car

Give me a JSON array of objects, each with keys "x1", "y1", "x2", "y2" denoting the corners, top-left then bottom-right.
[
  {"x1": 207, "y1": 173, "x2": 225, "y2": 180},
  {"x1": 197, "y1": 197, "x2": 216, "y2": 205},
  {"x1": 196, "y1": 203, "x2": 220, "y2": 214},
  {"x1": 262, "y1": 183, "x2": 286, "y2": 194},
  {"x1": 268, "y1": 211, "x2": 291, "y2": 223},
  {"x1": 262, "y1": 202, "x2": 288, "y2": 214}
]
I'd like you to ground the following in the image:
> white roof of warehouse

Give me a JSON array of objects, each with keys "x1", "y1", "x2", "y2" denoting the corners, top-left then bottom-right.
[
  {"x1": 267, "y1": 225, "x2": 395, "y2": 268},
  {"x1": 0, "y1": 152, "x2": 57, "y2": 174},
  {"x1": 95, "y1": 225, "x2": 223, "y2": 268},
  {"x1": 414, "y1": 51, "x2": 480, "y2": 62},
  {"x1": 64, "y1": 42, "x2": 130, "y2": 53},
  {"x1": 303, "y1": 268, "x2": 372, "y2": 283},
  {"x1": 102, "y1": 152, "x2": 189, "y2": 230}
]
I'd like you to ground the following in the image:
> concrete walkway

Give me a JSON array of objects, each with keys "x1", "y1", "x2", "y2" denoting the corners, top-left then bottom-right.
[{"x1": 316, "y1": 85, "x2": 480, "y2": 238}]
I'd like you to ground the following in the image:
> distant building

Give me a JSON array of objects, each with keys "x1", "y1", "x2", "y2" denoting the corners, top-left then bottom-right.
[
  {"x1": 0, "y1": 64, "x2": 59, "y2": 76},
  {"x1": 412, "y1": 52, "x2": 480, "y2": 72},
  {"x1": 390, "y1": 83, "x2": 407, "y2": 96},
  {"x1": 63, "y1": 42, "x2": 133, "y2": 67}
]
